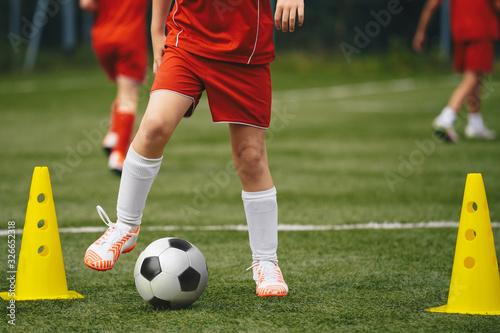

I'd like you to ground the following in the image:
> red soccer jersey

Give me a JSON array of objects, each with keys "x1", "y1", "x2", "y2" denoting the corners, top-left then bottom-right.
[
  {"x1": 165, "y1": 0, "x2": 275, "y2": 65},
  {"x1": 449, "y1": 0, "x2": 499, "y2": 41},
  {"x1": 91, "y1": 0, "x2": 150, "y2": 46}
]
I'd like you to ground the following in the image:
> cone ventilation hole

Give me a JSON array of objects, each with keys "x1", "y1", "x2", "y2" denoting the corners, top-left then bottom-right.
[
  {"x1": 37, "y1": 193, "x2": 46, "y2": 204},
  {"x1": 38, "y1": 219, "x2": 48, "y2": 230},
  {"x1": 464, "y1": 257, "x2": 475, "y2": 269},
  {"x1": 38, "y1": 246, "x2": 49, "y2": 257},
  {"x1": 465, "y1": 229, "x2": 476, "y2": 241},
  {"x1": 467, "y1": 201, "x2": 478, "y2": 213}
]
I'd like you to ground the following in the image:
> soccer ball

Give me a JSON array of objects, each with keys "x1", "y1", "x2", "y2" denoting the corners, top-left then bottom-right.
[{"x1": 134, "y1": 237, "x2": 208, "y2": 309}]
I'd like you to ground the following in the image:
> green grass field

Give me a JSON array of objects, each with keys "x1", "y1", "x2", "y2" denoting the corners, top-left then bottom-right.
[{"x1": 1, "y1": 55, "x2": 500, "y2": 332}]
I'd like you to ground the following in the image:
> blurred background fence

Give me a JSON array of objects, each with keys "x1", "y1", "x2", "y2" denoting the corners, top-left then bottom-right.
[{"x1": 1, "y1": 0, "x2": 450, "y2": 73}]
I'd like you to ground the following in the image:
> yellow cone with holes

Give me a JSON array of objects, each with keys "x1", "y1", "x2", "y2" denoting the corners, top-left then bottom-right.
[
  {"x1": 427, "y1": 173, "x2": 500, "y2": 315},
  {"x1": 0, "y1": 167, "x2": 83, "y2": 300}
]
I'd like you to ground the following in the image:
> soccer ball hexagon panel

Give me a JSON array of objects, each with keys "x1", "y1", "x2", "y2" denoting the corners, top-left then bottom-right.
[{"x1": 134, "y1": 237, "x2": 208, "y2": 310}]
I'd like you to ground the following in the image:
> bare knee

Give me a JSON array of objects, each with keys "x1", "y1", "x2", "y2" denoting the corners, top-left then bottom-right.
[
  {"x1": 233, "y1": 145, "x2": 266, "y2": 179},
  {"x1": 131, "y1": 91, "x2": 193, "y2": 158},
  {"x1": 132, "y1": 114, "x2": 175, "y2": 158},
  {"x1": 141, "y1": 115, "x2": 173, "y2": 145}
]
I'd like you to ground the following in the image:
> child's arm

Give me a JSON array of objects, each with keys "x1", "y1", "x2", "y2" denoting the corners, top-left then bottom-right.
[
  {"x1": 79, "y1": 0, "x2": 99, "y2": 12},
  {"x1": 151, "y1": 0, "x2": 173, "y2": 74},
  {"x1": 275, "y1": 0, "x2": 304, "y2": 32},
  {"x1": 412, "y1": 0, "x2": 442, "y2": 53}
]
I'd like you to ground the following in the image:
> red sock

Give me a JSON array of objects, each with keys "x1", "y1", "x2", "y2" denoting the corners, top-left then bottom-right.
[
  {"x1": 109, "y1": 100, "x2": 119, "y2": 133},
  {"x1": 113, "y1": 112, "x2": 136, "y2": 156},
  {"x1": 102, "y1": 101, "x2": 121, "y2": 151}
]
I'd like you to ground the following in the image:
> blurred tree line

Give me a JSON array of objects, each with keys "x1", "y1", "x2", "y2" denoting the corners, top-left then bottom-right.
[{"x1": 1, "y1": 0, "x2": 443, "y2": 72}]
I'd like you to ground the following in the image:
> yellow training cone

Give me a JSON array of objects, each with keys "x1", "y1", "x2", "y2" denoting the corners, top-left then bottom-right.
[
  {"x1": 0, "y1": 167, "x2": 83, "y2": 301},
  {"x1": 427, "y1": 173, "x2": 500, "y2": 315}
]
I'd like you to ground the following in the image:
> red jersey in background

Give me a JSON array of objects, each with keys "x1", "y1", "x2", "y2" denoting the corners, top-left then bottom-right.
[
  {"x1": 90, "y1": 0, "x2": 150, "y2": 81},
  {"x1": 91, "y1": 0, "x2": 150, "y2": 46},
  {"x1": 449, "y1": 0, "x2": 499, "y2": 41}
]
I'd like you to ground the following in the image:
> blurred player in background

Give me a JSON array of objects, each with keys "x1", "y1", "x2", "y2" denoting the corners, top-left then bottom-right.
[
  {"x1": 84, "y1": 0, "x2": 304, "y2": 297},
  {"x1": 80, "y1": 0, "x2": 150, "y2": 174},
  {"x1": 413, "y1": 0, "x2": 499, "y2": 142}
]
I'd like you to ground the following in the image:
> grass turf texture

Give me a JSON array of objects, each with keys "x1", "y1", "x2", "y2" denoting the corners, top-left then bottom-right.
[{"x1": 1, "y1": 55, "x2": 500, "y2": 331}]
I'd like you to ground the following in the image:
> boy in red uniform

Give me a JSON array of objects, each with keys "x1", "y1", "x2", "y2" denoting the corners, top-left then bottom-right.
[
  {"x1": 84, "y1": 0, "x2": 304, "y2": 297},
  {"x1": 413, "y1": 0, "x2": 499, "y2": 142},
  {"x1": 80, "y1": 0, "x2": 150, "y2": 173}
]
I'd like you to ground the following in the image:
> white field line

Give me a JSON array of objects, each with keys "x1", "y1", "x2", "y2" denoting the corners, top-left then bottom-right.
[{"x1": 1, "y1": 221, "x2": 500, "y2": 236}]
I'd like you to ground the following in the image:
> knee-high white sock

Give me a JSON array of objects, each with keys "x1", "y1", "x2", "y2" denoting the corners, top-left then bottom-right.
[
  {"x1": 242, "y1": 187, "x2": 278, "y2": 263},
  {"x1": 116, "y1": 146, "x2": 162, "y2": 227}
]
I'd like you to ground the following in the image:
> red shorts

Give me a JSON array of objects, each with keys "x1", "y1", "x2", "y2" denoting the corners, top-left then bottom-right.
[
  {"x1": 92, "y1": 39, "x2": 148, "y2": 82},
  {"x1": 151, "y1": 47, "x2": 272, "y2": 129},
  {"x1": 453, "y1": 40, "x2": 495, "y2": 74}
]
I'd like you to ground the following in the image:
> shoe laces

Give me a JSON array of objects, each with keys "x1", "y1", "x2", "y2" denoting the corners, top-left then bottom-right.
[
  {"x1": 96, "y1": 205, "x2": 129, "y2": 246},
  {"x1": 247, "y1": 261, "x2": 280, "y2": 282}
]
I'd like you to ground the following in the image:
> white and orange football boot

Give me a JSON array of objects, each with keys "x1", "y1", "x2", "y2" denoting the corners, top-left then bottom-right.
[
  {"x1": 84, "y1": 206, "x2": 139, "y2": 271},
  {"x1": 249, "y1": 261, "x2": 288, "y2": 297}
]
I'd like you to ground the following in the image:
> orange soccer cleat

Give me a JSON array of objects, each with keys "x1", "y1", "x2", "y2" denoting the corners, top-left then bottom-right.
[
  {"x1": 249, "y1": 261, "x2": 288, "y2": 297},
  {"x1": 84, "y1": 206, "x2": 139, "y2": 271}
]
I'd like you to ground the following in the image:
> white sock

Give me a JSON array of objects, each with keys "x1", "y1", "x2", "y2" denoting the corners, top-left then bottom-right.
[
  {"x1": 242, "y1": 187, "x2": 278, "y2": 263},
  {"x1": 467, "y1": 113, "x2": 484, "y2": 130},
  {"x1": 437, "y1": 107, "x2": 457, "y2": 128},
  {"x1": 116, "y1": 146, "x2": 162, "y2": 229}
]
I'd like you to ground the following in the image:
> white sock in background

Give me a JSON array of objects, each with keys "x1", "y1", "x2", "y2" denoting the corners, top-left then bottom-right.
[
  {"x1": 436, "y1": 106, "x2": 457, "y2": 128},
  {"x1": 242, "y1": 187, "x2": 279, "y2": 263},
  {"x1": 116, "y1": 146, "x2": 162, "y2": 229},
  {"x1": 467, "y1": 112, "x2": 485, "y2": 130}
]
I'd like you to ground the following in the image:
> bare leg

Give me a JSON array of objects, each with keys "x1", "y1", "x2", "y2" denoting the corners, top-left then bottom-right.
[
  {"x1": 132, "y1": 91, "x2": 193, "y2": 158},
  {"x1": 115, "y1": 75, "x2": 140, "y2": 113},
  {"x1": 467, "y1": 76, "x2": 482, "y2": 114},
  {"x1": 229, "y1": 124, "x2": 273, "y2": 192},
  {"x1": 446, "y1": 71, "x2": 482, "y2": 113}
]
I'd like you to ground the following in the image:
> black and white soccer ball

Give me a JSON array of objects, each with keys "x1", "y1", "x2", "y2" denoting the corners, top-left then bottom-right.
[{"x1": 134, "y1": 237, "x2": 208, "y2": 309}]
